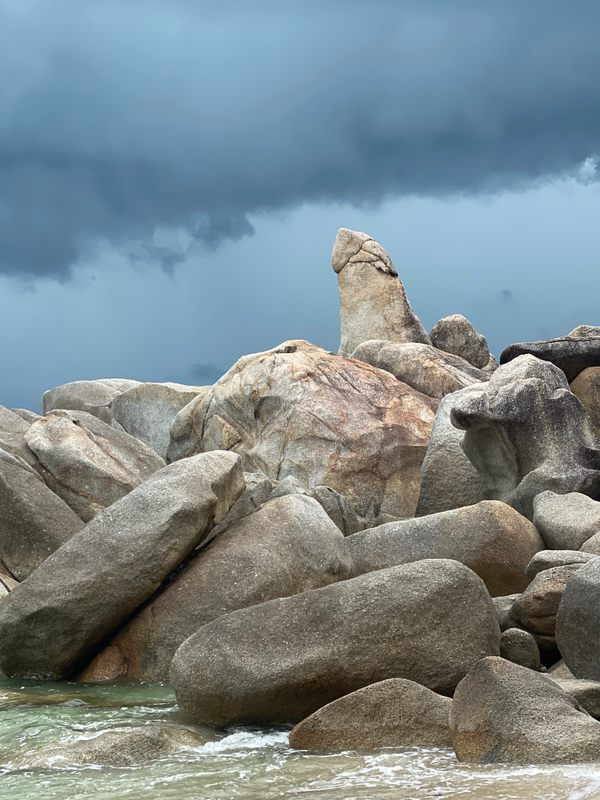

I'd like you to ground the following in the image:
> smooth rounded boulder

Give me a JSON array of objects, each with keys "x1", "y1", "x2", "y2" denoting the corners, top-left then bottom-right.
[
  {"x1": 451, "y1": 657, "x2": 600, "y2": 764},
  {"x1": 78, "y1": 494, "x2": 353, "y2": 682},
  {"x1": 289, "y1": 678, "x2": 451, "y2": 752},
  {"x1": 167, "y1": 340, "x2": 437, "y2": 524},
  {"x1": 533, "y1": 491, "x2": 600, "y2": 550},
  {"x1": 171, "y1": 559, "x2": 500, "y2": 727},
  {"x1": 351, "y1": 340, "x2": 487, "y2": 400},
  {"x1": 0, "y1": 448, "x2": 84, "y2": 580},
  {"x1": 516, "y1": 563, "x2": 581, "y2": 638},
  {"x1": 0, "y1": 451, "x2": 245, "y2": 679},
  {"x1": 25, "y1": 410, "x2": 165, "y2": 521},
  {"x1": 347, "y1": 500, "x2": 543, "y2": 596},
  {"x1": 430, "y1": 314, "x2": 491, "y2": 370},
  {"x1": 41, "y1": 378, "x2": 139, "y2": 423},
  {"x1": 556, "y1": 558, "x2": 600, "y2": 681}
]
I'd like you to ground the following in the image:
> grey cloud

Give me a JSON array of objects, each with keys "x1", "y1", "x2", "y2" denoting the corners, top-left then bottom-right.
[{"x1": 1, "y1": 0, "x2": 600, "y2": 278}]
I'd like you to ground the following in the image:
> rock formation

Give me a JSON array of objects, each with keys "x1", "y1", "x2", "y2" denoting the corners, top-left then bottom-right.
[{"x1": 331, "y1": 228, "x2": 430, "y2": 356}]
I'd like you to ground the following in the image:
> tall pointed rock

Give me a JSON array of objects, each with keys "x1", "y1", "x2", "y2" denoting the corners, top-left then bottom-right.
[{"x1": 332, "y1": 228, "x2": 430, "y2": 357}]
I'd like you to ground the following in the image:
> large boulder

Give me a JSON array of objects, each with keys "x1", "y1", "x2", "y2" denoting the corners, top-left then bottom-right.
[
  {"x1": 331, "y1": 228, "x2": 430, "y2": 357},
  {"x1": 499, "y1": 628, "x2": 541, "y2": 671},
  {"x1": 533, "y1": 491, "x2": 600, "y2": 550},
  {"x1": 0, "y1": 451, "x2": 245, "y2": 679},
  {"x1": 451, "y1": 657, "x2": 600, "y2": 764},
  {"x1": 556, "y1": 558, "x2": 600, "y2": 681},
  {"x1": 0, "y1": 448, "x2": 84, "y2": 580},
  {"x1": 24, "y1": 410, "x2": 165, "y2": 521},
  {"x1": 451, "y1": 355, "x2": 600, "y2": 519},
  {"x1": 500, "y1": 335, "x2": 600, "y2": 382},
  {"x1": 171, "y1": 559, "x2": 500, "y2": 727},
  {"x1": 549, "y1": 678, "x2": 600, "y2": 720},
  {"x1": 416, "y1": 385, "x2": 490, "y2": 516},
  {"x1": 430, "y1": 314, "x2": 491, "y2": 370},
  {"x1": 351, "y1": 340, "x2": 487, "y2": 400},
  {"x1": 167, "y1": 340, "x2": 437, "y2": 524},
  {"x1": 110, "y1": 382, "x2": 209, "y2": 458},
  {"x1": 41, "y1": 378, "x2": 139, "y2": 423},
  {"x1": 525, "y1": 550, "x2": 597, "y2": 580},
  {"x1": 78, "y1": 494, "x2": 353, "y2": 682},
  {"x1": 516, "y1": 563, "x2": 581, "y2": 638},
  {"x1": 289, "y1": 678, "x2": 451, "y2": 752},
  {"x1": 571, "y1": 367, "x2": 600, "y2": 432},
  {"x1": 347, "y1": 500, "x2": 543, "y2": 596}
]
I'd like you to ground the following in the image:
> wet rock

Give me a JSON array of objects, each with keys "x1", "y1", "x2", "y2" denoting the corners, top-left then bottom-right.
[
  {"x1": 331, "y1": 228, "x2": 430, "y2": 357},
  {"x1": 171, "y1": 559, "x2": 500, "y2": 727},
  {"x1": 571, "y1": 368, "x2": 600, "y2": 431},
  {"x1": 451, "y1": 355, "x2": 600, "y2": 519},
  {"x1": 347, "y1": 500, "x2": 543, "y2": 596},
  {"x1": 25, "y1": 409, "x2": 165, "y2": 521},
  {"x1": 430, "y1": 314, "x2": 491, "y2": 370},
  {"x1": 499, "y1": 628, "x2": 541, "y2": 671},
  {"x1": 42, "y1": 378, "x2": 139, "y2": 424},
  {"x1": 533, "y1": 491, "x2": 600, "y2": 550},
  {"x1": 416, "y1": 384, "x2": 489, "y2": 516},
  {"x1": 525, "y1": 550, "x2": 597, "y2": 580},
  {"x1": 0, "y1": 451, "x2": 245, "y2": 679},
  {"x1": 556, "y1": 558, "x2": 600, "y2": 681},
  {"x1": 168, "y1": 340, "x2": 437, "y2": 525},
  {"x1": 500, "y1": 336, "x2": 600, "y2": 382},
  {"x1": 0, "y1": 447, "x2": 84, "y2": 580},
  {"x1": 289, "y1": 678, "x2": 451, "y2": 752},
  {"x1": 78, "y1": 495, "x2": 353, "y2": 682},
  {"x1": 451, "y1": 657, "x2": 600, "y2": 764},
  {"x1": 9, "y1": 724, "x2": 216, "y2": 768},
  {"x1": 516, "y1": 564, "x2": 582, "y2": 637},
  {"x1": 351, "y1": 340, "x2": 487, "y2": 399},
  {"x1": 110, "y1": 382, "x2": 210, "y2": 458}
]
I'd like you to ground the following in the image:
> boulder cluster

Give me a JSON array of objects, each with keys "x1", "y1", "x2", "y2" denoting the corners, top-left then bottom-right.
[{"x1": 2, "y1": 227, "x2": 600, "y2": 765}]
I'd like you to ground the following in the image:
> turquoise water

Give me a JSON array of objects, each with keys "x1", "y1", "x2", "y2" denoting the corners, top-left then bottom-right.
[{"x1": 2, "y1": 680, "x2": 600, "y2": 800}]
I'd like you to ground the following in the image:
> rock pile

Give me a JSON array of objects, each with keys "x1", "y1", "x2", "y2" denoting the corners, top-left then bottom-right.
[{"x1": 1, "y1": 227, "x2": 600, "y2": 766}]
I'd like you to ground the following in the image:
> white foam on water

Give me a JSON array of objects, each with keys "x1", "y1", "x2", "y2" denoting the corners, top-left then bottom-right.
[{"x1": 195, "y1": 728, "x2": 290, "y2": 756}]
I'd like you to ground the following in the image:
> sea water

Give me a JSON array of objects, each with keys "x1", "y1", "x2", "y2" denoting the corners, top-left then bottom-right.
[{"x1": 2, "y1": 680, "x2": 600, "y2": 800}]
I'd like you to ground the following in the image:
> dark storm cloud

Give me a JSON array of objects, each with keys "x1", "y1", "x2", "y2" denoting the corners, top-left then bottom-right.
[{"x1": 1, "y1": 0, "x2": 600, "y2": 278}]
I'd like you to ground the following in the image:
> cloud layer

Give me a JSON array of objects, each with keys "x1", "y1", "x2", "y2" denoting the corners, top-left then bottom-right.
[{"x1": 1, "y1": 0, "x2": 599, "y2": 278}]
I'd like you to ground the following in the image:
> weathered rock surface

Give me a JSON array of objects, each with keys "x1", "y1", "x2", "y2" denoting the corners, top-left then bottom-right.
[
  {"x1": 572, "y1": 367, "x2": 600, "y2": 431},
  {"x1": 416, "y1": 384, "x2": 489, "y2": 516},
  {"x1": 351, "y1": 340, "x2": 487, "y2": 399},
  {"x1": 289, "y1": 678, "x2": 451, "y2": 752},
  {"x1": 499, "y1": 628, "x2": 541, "y2": 671},
  {"x1": 331, "y1": 228, "x2": 430, "y2": 357},
  {"x1": 25, "y1": 410, "x2": 165, "y2": 521},
  {"x1": 525, "y1": 550, "x2": 597, "y2": 580},
  {"x1": 549, "y1": 678, "x2": 600, "y2": 720},
  {"x1": 451, "y1": 355, "x2": 600, "y2": 519},
  {"x1": 556, "y1": 558, "x2": 600, "y2": 681},
  {"x1": 492, "y1": 594, "x2": 521, "y2": 631},
  {"x1": 42, "y1": 378, "x2": 139, "y2": 423},
  {"x1": 8, "y1": 724, "x2": 216, "y2": 769},
  {"x1": 451, "y1": 657, "x2": 600, "y2": 764},
  {"x1": 167, "y1": 340, "x2": 437, "y2": 525},
  {"x1": 110, "y1": 382, "x2": 209, "y2": 458},
  {"x1": 0, "y1": 451, "x2": 245, "y2": 679},
  {"x1": 0, "y1": 447, "x2": 84, "y2": 580},
  {"x1": 533, "y1": 491, "x2": 600, "y2": 550},
  {"x1": 347, "y1": 500, "x2": 543, "y2": 596},
  {"x1": 430, "y1": 314, "x2": 491, "y2": 370},
  {"x1": 78, "y1": 495, "x2": 353, "y2": 682},
  {"x1": 500, "y1": 336, "x2": 600, "y2": 382},
  {"x1": 516, "y1": 564, "x2": 581, "y2": 637},
  {"x1": 171, "y1": 559, "x2": 500, "y2": 727}
]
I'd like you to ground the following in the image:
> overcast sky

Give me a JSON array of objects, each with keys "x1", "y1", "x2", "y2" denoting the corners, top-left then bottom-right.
[{"x1": 1, "y1": 1, "x2": 599, "y2": 410}]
